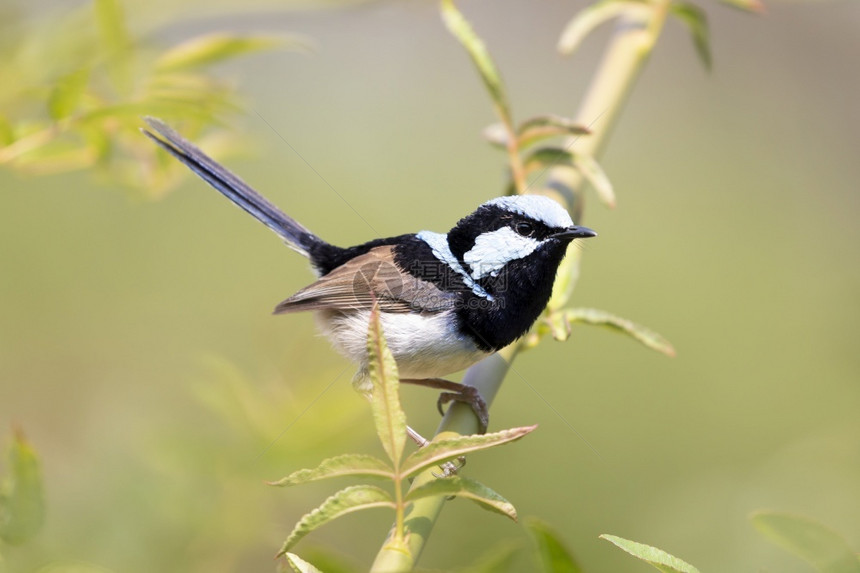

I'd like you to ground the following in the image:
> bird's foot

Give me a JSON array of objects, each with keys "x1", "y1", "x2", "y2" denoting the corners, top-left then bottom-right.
[{"x1": 400, "y1": 378, "x2": 489, "y2": 434}]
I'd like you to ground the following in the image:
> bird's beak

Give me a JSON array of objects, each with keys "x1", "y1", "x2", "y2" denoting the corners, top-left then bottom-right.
[{"x1": 552, "y1": 225, "x2": 597, "y2": 240}]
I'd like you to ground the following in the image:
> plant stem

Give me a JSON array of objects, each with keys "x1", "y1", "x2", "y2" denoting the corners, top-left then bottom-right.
[{"x1": 371, "y1": 4, "x2": 671, "y2": 570}]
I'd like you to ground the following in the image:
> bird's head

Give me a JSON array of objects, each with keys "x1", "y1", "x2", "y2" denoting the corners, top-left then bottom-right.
[{"x1": 446, "y1": 195, "x2": 596, "y2": 285}]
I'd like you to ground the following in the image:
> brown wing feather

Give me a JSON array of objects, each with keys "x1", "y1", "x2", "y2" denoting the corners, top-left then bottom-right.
[{"x1": 273, "y1": 246, "x2": 456, "y2": 314}]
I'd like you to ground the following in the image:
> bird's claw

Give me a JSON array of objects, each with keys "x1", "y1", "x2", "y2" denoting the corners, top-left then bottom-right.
[{"x1": 436, "y1": 385, "x2": 489, "y2": 434}]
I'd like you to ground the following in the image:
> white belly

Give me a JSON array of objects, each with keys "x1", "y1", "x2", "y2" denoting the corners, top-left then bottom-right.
[{"x1": 317, "y1": 309, "x2": 488, "y2": 389}]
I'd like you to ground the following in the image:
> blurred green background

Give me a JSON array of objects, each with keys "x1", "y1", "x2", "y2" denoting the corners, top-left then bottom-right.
[{"x1": 1, "y1": 0, "x2": 859, "y2": 571}]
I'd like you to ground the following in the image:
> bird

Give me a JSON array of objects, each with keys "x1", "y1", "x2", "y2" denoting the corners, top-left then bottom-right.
[{"x1": 142, "y1": 117, "x2": 596, "y2": 433}]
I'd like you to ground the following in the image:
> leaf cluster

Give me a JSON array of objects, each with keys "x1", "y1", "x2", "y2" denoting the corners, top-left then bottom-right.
[
  {"x1": 0, "y1": 0, "x2": 302, "y2": 196},
  {"x1": 270, "y1": 306, "x2": 536, "y2": 568}
]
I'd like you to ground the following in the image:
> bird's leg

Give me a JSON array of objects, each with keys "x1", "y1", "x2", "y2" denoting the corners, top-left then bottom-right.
[
  {"x1": 406, "y1": 425, "x2": 429, "y2": 447},
  {"x1": 400, "y1": 378, "x2": 489, "y2": 434}
]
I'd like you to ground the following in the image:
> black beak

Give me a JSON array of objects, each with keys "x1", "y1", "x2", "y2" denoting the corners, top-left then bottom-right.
[{"x1": 552, "y1": 225, "x2": 597, "y2": 240}]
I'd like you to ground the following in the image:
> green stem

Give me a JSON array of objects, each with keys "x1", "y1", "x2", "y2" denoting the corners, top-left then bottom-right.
[{"x1": 371, "y1": 4, "x2": 671, "y2": 571}]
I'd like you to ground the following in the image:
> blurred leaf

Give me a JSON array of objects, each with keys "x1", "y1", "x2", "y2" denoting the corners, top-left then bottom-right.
[
  {"x1": 574, "y1": 153, "x2": 616, "y2": 207},
  {"x1": 267, "y1": 454, "x2": 393, "y2": 486},
  {"x1": 719, "y1": 0, "x2": 766, "y2": 14},
  {"x1": 526, "y1": 518, "x2": 583, "y2": 573},
  {"x1": 278, "y1": 485, "x2": 394, "y2": 556},
  {"x1": 483, "y1": 122, "x2": 509, "y2": 148},
  {"x1": 524, "y1": 148, "x2": 615, "y2": 208},
  {"x1": 47, "y1": 68, "x2": 90, "y2": 121},
  {"x1": 600, "y1": 535, "x2": 700, "y2": 573},
  {"x1": 440, "y1": 0, "x2": 512, "y2": 125},
  {"x1": 0, "y1": 116, "x2": 13, "y2": 146},
  {"x1": 10, "y1": 140, "x2": 96, "y2": 175},
  {"x1": 751, "y1": 511, "x2": 860, "y2": 573},
  {"x1": 561, "y1": 308, "x2": 676, "y2": 356},
  {"x1": 366, "y1": 304, "x2": 407, "y2": 467},
  {"x1": 155, "y1": 33, "x2": 297, "y2": 73},
  {"x1": 517, "y1": 115, "x2": 591, "y2": 150},
  {"x1": 405, "y1": 475, "x2": 517, "y2": 521},
  {"x1": 0, "y1": 429, "x2": 45, "y2": 545},
  {"x1": 558, "y1": 0, "x2": 649, "y2": 55},
  {"x1": 670, "y1": 3, "x2": 712, "y2": 71},
  {"x1": 284, "y1": 553, "x2": 323, "y2": 573},
  {"x1": 401, "y1": 425, "x2": 537, "y2": 477},
  {"x1": 461, "y1": 540, "x2": 523, "y2": 573},
  {"x1": 93, "y1": 0, "x2": 129, "y2": 54},
  {"x1": 77, "y1": 101, "x2": 218, "y2": 124},
  {"x1": 547, "y1": 245, "x2": 582, "y2": 312}
]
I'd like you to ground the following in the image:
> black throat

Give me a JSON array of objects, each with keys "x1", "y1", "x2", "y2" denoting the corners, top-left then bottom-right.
[{"x1": 455, "y1": 240, "x2": 569, "y2": 351}]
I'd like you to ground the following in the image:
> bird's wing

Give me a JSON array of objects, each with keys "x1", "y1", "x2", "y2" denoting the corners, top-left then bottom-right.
[{"x1": 274, "y1": 246, "x2": 456, "y2": 314}]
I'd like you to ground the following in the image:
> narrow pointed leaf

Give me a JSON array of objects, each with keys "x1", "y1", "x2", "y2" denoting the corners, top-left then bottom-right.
[
  {"x1": 574, "y1": 153, "x2": 616, "y2": 208},
  {"x1": 441, "y1": 0, "x2": 512, "y2": 125},
  {"x1": 483, "y1": 122, "x2": 509, "y2": 148},
  {"x1": 156, "y1": 34, "x2": 299, "y2": 73},
  {"x1": 268, "y1": 454, "x2": 393, "y2": 487},
  {"x1": 564, "y1": 308, "x2": 676, "y2": 357},
  {"x1": 517, "y1": 115, "x2": 591, "y2": 150},
  {"x1": 547, "y1": 245, "x2": 582, "y2": 312},
  {"x1": 278, "y1": 485, "x2": 394, "y2": 555},
  {"x1": 366, "y1": 304, "x2": 407, "y2": 466},
  {"x1": 48, "y1": 68, "x2": 90, "y2": 120},
  {"x1": 751, "y1": 511, "x2": 860, "y2": 573},
  {"x1": 0, "y1": 430, "x2": 45, "y2": 545},
  {"x1": 546, "y1": 311, "x2": 572, "y2": 342},
  {"x1": 523, "y1": 148, "x2": 615, "y2": 208},
  {"x1": 94, "y1": 0, "x2": 129, "y2": 54},
  {"x1": 401, "y1": 425, "x2": 537, "y2": 477},
  {"x1": 558, "y1": 1, "x2": 648, "y2": 55},
  {"x1": 670, "y1": 3, "x2": 712, "y2": 71},
  {"x1": 719, "y1": 0, "x2": 766, "y2": 14},
  {"x1": 284, "y1": 553, "x2": 323, "y2": 573},
  {"x1": 526, "y1": 518, "x2": 583, "y2": 573},
  {"x1": 600, "y1": 535, "x2": 700, "y2": 573},
  {"x1": 405, "y1": 475, "x2": 517, "y2": 521}
]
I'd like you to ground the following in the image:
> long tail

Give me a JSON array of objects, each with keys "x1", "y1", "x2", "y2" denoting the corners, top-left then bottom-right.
[{"x1": 142, "y1": 117, "x2": 325, "y2": 258}]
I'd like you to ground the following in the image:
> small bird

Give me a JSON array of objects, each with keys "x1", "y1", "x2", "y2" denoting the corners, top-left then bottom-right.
[{"x1": 142, "y1": 118, "x2": 596, "y2": 432}]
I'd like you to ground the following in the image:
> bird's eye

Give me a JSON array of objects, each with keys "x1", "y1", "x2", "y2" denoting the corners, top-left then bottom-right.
[{"x1": 514, "y1": 221, "x2": 534, "y2": 237}]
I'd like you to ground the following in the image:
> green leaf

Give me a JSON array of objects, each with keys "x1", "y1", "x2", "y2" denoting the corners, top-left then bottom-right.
[
  {"x1": 670, "y1": 3, "x2": 712, "y2": 71},
  {"x1": 547, "y1": 245, "x2": 582, "y2": 313},
  {"x1": 47, "y1": 68, "x2": 89, "y2": 121},
  {"x1": 366, "y1": 304, "x2": 407, "y2": 467},
  {"x1": 600, "y1": 535, "x2": 700, "y2": 573},
  {"x1": 562, "y1": 308, "x2": 676, "y2": 356},
  {"x1": 526, "y1": 518, "x2": 583, "y2": 573},
  {"x1": 155, "y1": 34, "x2": 298, "y2": 73},
  {"x1": 405, "y1": 475, "x2": 517, "y2": 521},
  {"x1": 517, "y1": 115, "x2": 591, "y2": 150},
  {"x1": 719, "y1": 0, "x2": 766, "y2": 14},
  {"x1": 462, "y1": 540, "x2": 523, "y2": 573},
  {"x1": 574, "y1": 153, "x2": 615, "y2": 208},
  {"x1": 94, "y1": 0, "x2": 129, "y2": 54},
  {"x1": 751, "y1": 511, "x2": 860, "y2": 573},
  {"x1": 284, "y1": 553, "x2": 323, "y2": 573},
  {"x1": 440, "y1": 0, "x2": 512, "y2": 125},
  {"x1": 267, "y1": 454, "x2": 393, "y2": 486},
  {"x1": 278, "y1": 485, "x2": 394, "y2": 556},
  {"x1": 0, "y1": 116, "x2": 14, "y2": 146},
  {"x1": 401, "y1": 425, "x2": 537, "y2": 477},
  {"x1": 558, "y1": 0, "x2": 650, "y2": 55},
  {"x1": 524, "y1": 148, "x2": 615, "y2": 208},
  {"x1": 0, "y1": 429, "x2": 45, "y2": 545}
]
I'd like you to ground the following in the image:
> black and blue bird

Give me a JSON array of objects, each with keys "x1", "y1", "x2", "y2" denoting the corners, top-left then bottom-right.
[{"x1": 142, "y1": 118, "x2": 596, "y2": 432}]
